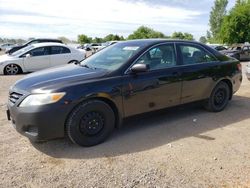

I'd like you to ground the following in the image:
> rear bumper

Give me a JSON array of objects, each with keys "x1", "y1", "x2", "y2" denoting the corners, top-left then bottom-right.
[
  {"x1": 232, "y1": 72, "x2": 243, "y2": 94},
  {"x1": 7, "y1": 102, "x2": 72, "y2": 141}
]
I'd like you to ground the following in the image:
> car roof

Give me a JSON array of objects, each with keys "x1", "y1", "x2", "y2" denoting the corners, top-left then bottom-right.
[
  {"x1": 117, "y1": 39, "x2": 202, "y2": 46},
  {"x1": 30, "y1": 38, "x2": 62, "y2": 41},
  {"x1": 31, "y1": 42, "x2": 68, "y2": 48}
]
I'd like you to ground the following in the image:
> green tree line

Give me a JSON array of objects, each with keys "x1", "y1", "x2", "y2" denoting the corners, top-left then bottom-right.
[
  {"x1": 200, "y1": 0, "x2": 250, "y2": 44},
  {"x1": 77, "y1": 26, "x2": 194, "y2": 44}
]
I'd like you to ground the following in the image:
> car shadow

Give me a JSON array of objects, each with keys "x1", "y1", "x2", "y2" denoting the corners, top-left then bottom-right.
[{"x1": 31, "y1": 95, "x2": 250, "y2": 159}]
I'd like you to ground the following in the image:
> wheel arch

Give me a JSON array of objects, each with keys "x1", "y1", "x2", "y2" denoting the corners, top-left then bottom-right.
[{"x1": 68, "y1": 60, "x2": 79, "y2": 64}]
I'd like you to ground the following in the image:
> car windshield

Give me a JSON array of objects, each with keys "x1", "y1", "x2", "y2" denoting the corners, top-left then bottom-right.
[
  {"x1": 11, "y1": 45, "x2": 34, "y2": 57},
  {"x1": 80, "y1": 43, "x2": 143, "y2": 71}
]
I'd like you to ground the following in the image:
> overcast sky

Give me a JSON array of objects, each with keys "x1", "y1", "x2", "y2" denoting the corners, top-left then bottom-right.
[{"x1": 0, "y1": 0, "x2": 235, "y2": 40}]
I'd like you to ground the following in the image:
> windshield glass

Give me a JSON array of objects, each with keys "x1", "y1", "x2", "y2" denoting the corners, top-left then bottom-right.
[
  {"x1": 11, "y1": 45, "x2": 34, "y2": 57},
  {"x1": 80, "y1": 43, "x2": 143, "y2": 71}
]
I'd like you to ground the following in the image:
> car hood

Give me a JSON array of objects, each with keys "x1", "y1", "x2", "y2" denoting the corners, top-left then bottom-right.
[
  {"x1": 0, "y1": 54, "x2": 17, "y2": 62},
  {"x1": 12, "y1": 64, "x2": 108, "y2": 92}
]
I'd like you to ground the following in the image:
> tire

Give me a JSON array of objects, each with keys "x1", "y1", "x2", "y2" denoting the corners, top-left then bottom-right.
[
  {"x1": 4, "y1": 64, "x2": 22, "y2": 75},
  {"x1": 204, "y1": 82, "x2": 230, "y2": 112},
  {"x1": 66, "y1": 100, "x2": 115, "y2": 146},
  {"x1": 68, "y1": 60, "x2": 79, "y2": 64}
]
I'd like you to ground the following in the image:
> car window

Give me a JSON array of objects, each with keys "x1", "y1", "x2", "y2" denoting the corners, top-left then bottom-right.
[
  {"x1": 62, "y1": 47, "x2": 70, "y2": 53},
  {"x1": 51, "y1": 46, "x2": 70, "y2": 54},
  {"x1": 81, "y1": 43, "x2": 144, "y2": 71},
  {"x1": 179, "y1": 45, "x2": 216, "y2": 65},
  {"x1": 135, "y1": 44, "x2": 176, "y2": 70},
  {"x1": 29, "y1": 47, "x2": 50, "y2": 57}
]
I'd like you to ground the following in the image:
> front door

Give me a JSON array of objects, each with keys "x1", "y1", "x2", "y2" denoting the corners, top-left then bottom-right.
[
  {"x1": 122, "y1": 43, "x2": 182, "y2": 117},
  {"x1": 23, "y1": 47, "x2": 50, "y2": 72}
]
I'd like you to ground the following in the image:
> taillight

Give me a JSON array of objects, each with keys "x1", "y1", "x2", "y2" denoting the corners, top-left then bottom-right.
[{"x1": 237, "y1": 63, "x2": 242, "y2": 71}]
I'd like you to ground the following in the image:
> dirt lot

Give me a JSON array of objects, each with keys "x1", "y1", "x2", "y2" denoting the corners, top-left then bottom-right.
[{"x1": 0, "y1": 60, "x2": 250, "y2": 188}]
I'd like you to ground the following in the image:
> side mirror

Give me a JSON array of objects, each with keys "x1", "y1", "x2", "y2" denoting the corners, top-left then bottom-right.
[
  {"x1": 25, "y1": 54, "x2": 31, "y2": 58},
  {"x1": 130, "y1": 63, "x2": 149, "y2": 73}
]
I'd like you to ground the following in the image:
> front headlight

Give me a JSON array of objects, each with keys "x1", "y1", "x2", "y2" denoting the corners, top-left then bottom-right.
[{"x1": 19, "y1": 92, "x2": 66, "y2": 107}]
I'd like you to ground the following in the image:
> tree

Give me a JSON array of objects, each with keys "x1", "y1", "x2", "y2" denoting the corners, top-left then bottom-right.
[
  {"x1": 220, "y1": 0, "x2": 250, "y2": 44},
  {"x1": 92, "y1": 37, "x2": 104, "y2": 43},
  {"x1": 77, "y1": 34, "x2": 92, "y2": 44},
  {"x1": 128, "y1": 26, "x2": 166, "y2": 39},
  {"x1": 103, "y1": 34, "x2": 124, "y2": 42},
  {"x1": 199, "y1": 36, "x2": 207, "y2": 44},
  {"x1": 209, "y1": 0, "x2": 228, "y2": 42},
  {"x1": 58, "y1": 36, "x2": 71, "y2": 44},
  {"x1": 171, "y1": 32, "x2": 194, "y2": 40}
]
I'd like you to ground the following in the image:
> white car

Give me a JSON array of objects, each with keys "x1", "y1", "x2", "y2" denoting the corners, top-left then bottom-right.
[
  {"x1": 0, "y1": 43, "x2": 15, "y2": 51},
  {"x1": 0, "y1": 43, "x2": 86, "y2": 75}
]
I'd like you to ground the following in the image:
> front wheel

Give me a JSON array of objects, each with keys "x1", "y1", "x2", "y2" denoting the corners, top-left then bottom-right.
[
  {"x1": 204, "y1": 82, "x2": 230, "y2": 112},
  {"x1": 4, "y1": 64, "x2": 22, "y2": 75},
  {"x1": 66, "y1": 100, "x2": 115, "y2": 146}
]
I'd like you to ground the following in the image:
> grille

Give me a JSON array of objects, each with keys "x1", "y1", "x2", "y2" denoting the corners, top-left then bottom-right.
[{"x1": 9, "y1": 92, "x2": 23, "y2": 104}]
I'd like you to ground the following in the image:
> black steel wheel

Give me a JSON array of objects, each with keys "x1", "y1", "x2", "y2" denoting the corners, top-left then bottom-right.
[
  {"x1": 66, "y1": 100, "x2": 115, "y2": 146},
  {"x1": 204, "y1": 81, "x2": 230, "y2": 112}
]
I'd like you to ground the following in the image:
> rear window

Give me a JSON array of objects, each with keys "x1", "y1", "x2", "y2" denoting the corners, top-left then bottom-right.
[{"x1": 51, "y1": 46, "x2": 70, "y2": 54}]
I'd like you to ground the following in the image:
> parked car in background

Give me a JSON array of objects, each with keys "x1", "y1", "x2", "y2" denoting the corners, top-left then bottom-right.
[
  {"x1": 221, "y1": 43, "x2": 250, "y2": 61},
  {"x1": 102, "y1": 41, "x2": 119, "y2": 47},
  {"x1": 77, "y1": 43, "x2": 104, "y2": 52},
  {"x1": 208, "y1": 44, "x2": 227, "y2": 51},
  {"x1": 246, "y1": 62, "x2": 250, "y2": 80},
  {"x1": 0, "y1": 43, "x2": 85, "y2": 75},
  {"x1": 6, "y1": 39, "x2": 242, "y2": 146},
  {"x1": 6, "y1": 38, "x2": 63, "y2": 54},
  {"x1": 0, "y1": 43, "x2": 16, "y2": 51}
]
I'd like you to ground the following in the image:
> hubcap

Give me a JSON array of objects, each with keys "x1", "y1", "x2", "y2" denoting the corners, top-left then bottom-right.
[
  {"x1": 6, "y1": 64, "x2": 19, "y2": 75},
  {"x1": 79, "y1": 112, "x2": 104, "y2": 135},
  {"x1": 214, "y1": 89, "x2": 226, "y2": 106}
]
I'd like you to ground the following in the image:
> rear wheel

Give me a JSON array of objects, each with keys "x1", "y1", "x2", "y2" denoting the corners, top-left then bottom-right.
[
  {"x1": 68, "y1": 60, "x2": 79, "y2": 64},
  {"x1": 204, "y1": 82, "x2": 230, "y2": 112},
  {"x1": 4, "y1": 64, "x2": 22, "y2": 75},
  {"x1": 66, "y1": 100, "x2": 115, "y2": 146}
]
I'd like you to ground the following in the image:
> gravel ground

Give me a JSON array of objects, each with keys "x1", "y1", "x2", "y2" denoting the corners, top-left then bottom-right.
[{"x1": 0, "y1": 59, "x2": 250, "y2": 188}]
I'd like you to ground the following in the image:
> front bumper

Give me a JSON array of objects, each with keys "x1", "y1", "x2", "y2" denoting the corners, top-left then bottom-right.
[
  {"x1": 7, "y1": 99, "x2": 72, "y2": 142},
  {"x1": 0, "y1": 65, "x2": 4, "y2": 75}
]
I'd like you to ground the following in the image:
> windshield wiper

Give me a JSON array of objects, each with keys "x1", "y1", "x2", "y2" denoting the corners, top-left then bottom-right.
[
  {"x1": 81, "y1": 64, "x2": 90, "y2": 68},
  {"x1": 80, "y1": 64, "x2": 97, "y2": 69}
]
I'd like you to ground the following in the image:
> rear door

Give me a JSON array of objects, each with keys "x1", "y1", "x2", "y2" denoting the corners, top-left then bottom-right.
[
  {"x1": 50, "y1": 46, "x2": 71, "y2": 66},
  {"x1": 23, "y1": 47, "x2": 51, "y2": 72},
  {"x1": 176, "y1": 42, "x2": 219, "y2": 104},
  {"x1": 122, "y1": 43, "x2": 182, "y2": 117}
]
